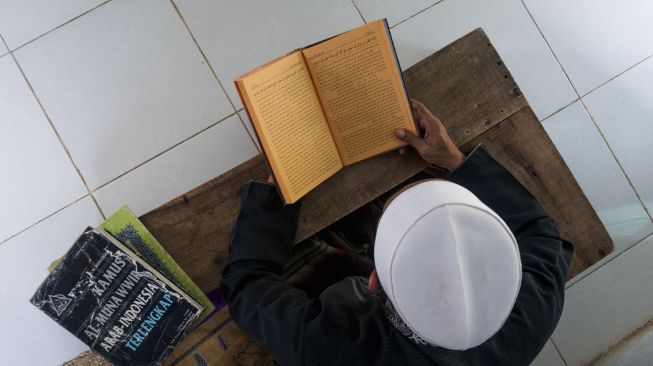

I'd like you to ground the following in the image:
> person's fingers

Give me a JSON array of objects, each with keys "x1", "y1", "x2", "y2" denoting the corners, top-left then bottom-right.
[
  {"x1": 411, "y1": 99, "x2": 439, "y2": 130},
  {"x1": 399, "y1": 147, "x2": 407, "y2": 155},
  {"x1": 368, "y1": 269, "x2": 379, "y2": 292},
  {"x1": 396, "y1": 128, "x2": 427, "y2": 153},
  {"x1": 411, "y1": 99, "x2": 432, "y2": 119},
  {"x1": 417, "y1": 103, "x2": 445, "y2": 133},
  {"x1": 410, "y1": 99, "x2": 427, "y2": 118},
  {"x1": 417, "y1": 116, "x2": 430, "y2": 133},
  {"x1": 411, "y1": 99, "x2": 450, "y2": 137},
  {"x1": 410, "y1": 98, "x2": 424, "y2": 108}
]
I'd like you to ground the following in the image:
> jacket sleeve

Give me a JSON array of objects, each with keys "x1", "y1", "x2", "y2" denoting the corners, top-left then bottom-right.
[
  {"x1": 220, "y1": 181, "x2": 317, "y2": 366},
  {"x1": 447, "y1": 145, "x2": 574, "y2": 365}
]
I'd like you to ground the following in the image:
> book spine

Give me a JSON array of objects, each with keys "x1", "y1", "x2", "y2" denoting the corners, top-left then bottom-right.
[{"x1": 384, "y1": 18, "x2": 418, "y2": 130}]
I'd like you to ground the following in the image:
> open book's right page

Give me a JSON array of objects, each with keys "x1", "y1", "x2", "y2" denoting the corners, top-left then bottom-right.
[{"x1": 303, "y1": 20, "x2": 416, "y2": 165}]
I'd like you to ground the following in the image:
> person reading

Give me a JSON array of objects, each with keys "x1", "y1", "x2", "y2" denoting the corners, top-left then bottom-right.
[{"x1": 222, "y1": 100, "x2": 573, "y2": 365}]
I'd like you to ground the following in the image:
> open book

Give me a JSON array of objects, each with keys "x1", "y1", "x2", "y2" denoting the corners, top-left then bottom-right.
[{"x1": 236, "y1": 19, "x2": 417, "y2": 204}]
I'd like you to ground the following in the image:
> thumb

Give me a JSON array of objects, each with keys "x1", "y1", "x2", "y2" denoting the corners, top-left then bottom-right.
[{"x1": 396, "y1": 128, "x2": 426, "y2": 153}]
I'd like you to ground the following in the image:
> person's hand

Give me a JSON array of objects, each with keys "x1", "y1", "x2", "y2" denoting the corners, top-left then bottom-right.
[{"x1": 396, "y1": 99, "x2": 465, "y2": 171}]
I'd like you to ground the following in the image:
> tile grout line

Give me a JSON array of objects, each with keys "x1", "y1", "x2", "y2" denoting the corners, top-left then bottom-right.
[
  {"x1": 550, "y1": 339, "x2": 569, "y2": 366},
  {"x1": 520, "y1": 0, "x2": 653, "y2": 229},
  {"x1": 168, "y1": 0, "x2": 261, "y2": 153},
  {"x1": 0, "y1": 194, "x2": 91, "y2": 246},
  {"x1": 349, "y1": 0, "x2": 367, "y2": 23},
  {"x1": 563, "y1": 232, "x2": 653, "y2": 362},
  {"x1": 92, "y1": 111, "x2": 239, "y2": 192},
  {"x1": 565, "y1": 232, "x2": 653, "y2": 291},
  {"x1": 235, "y1": 111, "x2": 261, "y2": 153},
  {"x1": 0, "y1": 33, "x2": 107, "y2": 221},
  {"x1": 391, "y1": 0, "x2": 446, "y2": 29},
  {"x1": 9, "y1": 0, "x2": 113, "y2": 53},
  {"x1": 540, "y1": 97, "x2": 579, "y2": 122},
  {"x1": 169, "y1": 0, "x2": 239, "y2": 113},
  {"x1": 578, "y1": 99, "x2": 653, "y2": 223},
  {"x1": 588, "y1": 315, "x2": 653, "y2": 365},
  {"x1": 0, "y1": 31, "x2": 6, "y2": 57},
  {"x1": 579, "y1": 52, "x2": 653, "y2": 99},
  {"x1": 519, "y1": 1, "x2": 582, "y2": 100}
]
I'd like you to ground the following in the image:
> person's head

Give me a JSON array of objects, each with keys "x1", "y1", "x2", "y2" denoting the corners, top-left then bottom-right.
[{"x1": 371, "y1": 179, "x2": 521, "y2": 350}]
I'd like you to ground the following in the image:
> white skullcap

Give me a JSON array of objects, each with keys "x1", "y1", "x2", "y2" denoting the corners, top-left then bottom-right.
[{"x1": 375, "y1": 180, "x2": 521, "y2": 350}]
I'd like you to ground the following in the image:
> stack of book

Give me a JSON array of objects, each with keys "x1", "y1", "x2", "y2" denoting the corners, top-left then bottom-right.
[{"x1": 31, "y1": 207, "x2": 214, "y2": 366}]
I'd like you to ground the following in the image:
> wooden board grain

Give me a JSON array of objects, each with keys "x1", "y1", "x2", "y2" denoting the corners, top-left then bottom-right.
[
  {"x1": 460, "y1": 107, "x2": 613, "y2": 277},
  {"x1": 165, "y1": 308, "x2": 274, "y2": 366},
  {"x1": 403, "y1": 28, "x2": 528, "y2": 146},
  {"x1": 296, "y1": 152, "x2": 426, "y2": 242}
]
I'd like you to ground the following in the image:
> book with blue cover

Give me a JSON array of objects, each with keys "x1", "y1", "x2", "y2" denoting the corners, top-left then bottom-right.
[{"x1": 31, "y1": 227, "x2": 203, "y2": 366}]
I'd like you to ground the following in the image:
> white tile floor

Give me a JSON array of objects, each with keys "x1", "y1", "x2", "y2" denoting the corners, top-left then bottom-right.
[
  {"x1": 593, "y1": 320, "x2": 653, "y2": 366},
  {"x1": 542, "y1": 102, "x2": 653, "y2": 286},
  {"x1": 0, "y1": 1, "x2": 652, "y2": 365}
]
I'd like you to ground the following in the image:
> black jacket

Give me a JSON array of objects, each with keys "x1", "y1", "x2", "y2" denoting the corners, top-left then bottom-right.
[{"x1": 221, "y1": 146, "x2": 573, "y2": 366}]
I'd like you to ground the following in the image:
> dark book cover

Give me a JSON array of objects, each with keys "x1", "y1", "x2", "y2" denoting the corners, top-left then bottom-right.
[{"x1": 31, "y1": 228, "x2": 203, "y2": 366}]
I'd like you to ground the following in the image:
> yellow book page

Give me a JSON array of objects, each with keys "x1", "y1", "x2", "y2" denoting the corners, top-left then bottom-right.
[
  {"x1": 303, "y1": 20, "x2": 417, "y2": 165},
  {"x1": 236, "y1": 51, "x2": 343, "y2": 204}
]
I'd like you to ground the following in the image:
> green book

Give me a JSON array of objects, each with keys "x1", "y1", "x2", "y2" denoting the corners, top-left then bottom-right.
[
  {"x1": 49, "y1": 206, "x2": 214, "y2": 321},
  {"x1": 100, "y1": 206, "x2": 214, "y2": 321}
]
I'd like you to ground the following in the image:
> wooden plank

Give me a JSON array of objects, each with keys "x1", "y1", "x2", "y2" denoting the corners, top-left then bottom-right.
[
  {"x1": 403, "y1": 28, "x2": 528, "y2": 146},
  {"x1": 295, "y1": 152, "x2": 426, "y2": 242},
  {"x1": 140, "y1": 149, "x2": 425, "y2": 292},
  {"x1": 164, "y1": 308, "x2": 274, "y2": 366},
  {"x1": 460, "y1": 107, "x2": 613, "y2": 277}
]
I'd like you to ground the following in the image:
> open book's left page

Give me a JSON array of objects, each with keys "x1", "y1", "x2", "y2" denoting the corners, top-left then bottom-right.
[{"x1": 236, "y1": 51, "x2": 343, "y2": 203}]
